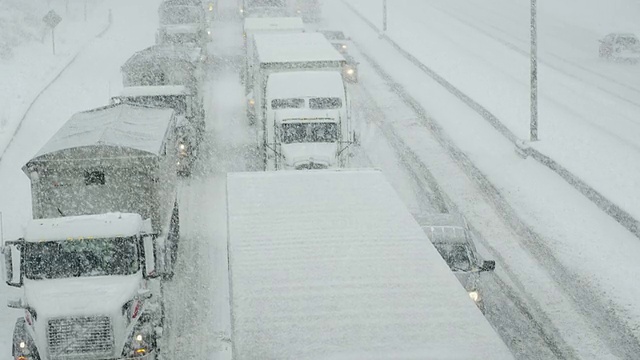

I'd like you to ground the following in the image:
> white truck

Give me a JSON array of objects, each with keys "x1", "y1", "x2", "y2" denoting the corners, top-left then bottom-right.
[
  {"x1": 248, "y1": 32, "x2": 355, "y2": 170},
  {"x1": 225, "y1": 169, "x2": 514, "y2": 359},
  {"x1": 242, "y1": 17, "x2": 304, "y2": 86},
  {"x1": 2, "y1": 103, "x2": 180, "y2": 360}
]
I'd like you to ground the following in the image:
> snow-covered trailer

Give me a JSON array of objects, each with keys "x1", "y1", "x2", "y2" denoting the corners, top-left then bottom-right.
[
  {"x1": 22, "y1": 103, "x2": 180, "y2": 274},
  {"x1": 113, "y1": 85, "x2": 206, "y2": 176},
  {"x1": 121, "y1": 44, "x2": 205, "y2": 96},
  {"x1": 225, "y1": 169, "x2": 514, "y2": 359},
  {"x1": 157, "y1": 0, "x2": 209, "y2": 46},
  {"x1": 242, "y1": 17, "x2": 304, "y2": 84}
]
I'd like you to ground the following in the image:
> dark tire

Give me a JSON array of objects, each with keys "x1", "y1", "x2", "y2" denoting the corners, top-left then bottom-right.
[{"x1": 163, "y1": 204, "x2": 180, "y2": 280}]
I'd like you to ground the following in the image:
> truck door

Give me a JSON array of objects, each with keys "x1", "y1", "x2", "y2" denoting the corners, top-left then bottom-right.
[{"x1": 1, "y1": 240, "x2": 23, "y2": 287}]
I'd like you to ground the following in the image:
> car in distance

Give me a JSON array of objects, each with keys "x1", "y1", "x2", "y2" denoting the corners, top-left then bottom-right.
[
  {"x1": 318, "y1": 29, "x2": 351, "y2": 54},
  {"x1": 414, "y1": 212, "x2": 496, "y2": 313},
  {"x1": 342, "y1": 53, "x2": 359, "y2": 83},
  {"x1": 599, "y1": 33, "x2": 640, "y2": 62}
]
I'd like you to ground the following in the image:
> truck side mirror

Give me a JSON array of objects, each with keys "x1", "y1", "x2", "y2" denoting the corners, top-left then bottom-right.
[
  {"x1": 2, "y1": 241, "x2": 23, "y2": 287},
  {"x1": 481, "y1": 260, "x2": 496, "y2": 272},
  {"x1": 142, "y1": 235, "x2": 160, "y2": 279}
]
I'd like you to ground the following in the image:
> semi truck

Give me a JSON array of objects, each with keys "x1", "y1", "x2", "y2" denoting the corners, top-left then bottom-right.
[
  {"x1": 247, "y1": 32, "x2": 354, "y2": 170},
  {"x1": 225, "y1": 169, "x2": 514, "y2": 359},
  {"x1": 2, "y1": 103, "x2": 180, "y2": 360},
  {"x1": 157, "y1": 0, "x2": 209, "y2": 46}
]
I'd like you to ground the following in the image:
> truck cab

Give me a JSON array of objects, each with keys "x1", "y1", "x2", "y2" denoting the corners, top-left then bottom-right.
[
  {"x1": 265, "y1": 71, "x2": 356, "y2": 170},
  {"x1": 2, "y1": 213, "x2": 164, "y2": 360}
]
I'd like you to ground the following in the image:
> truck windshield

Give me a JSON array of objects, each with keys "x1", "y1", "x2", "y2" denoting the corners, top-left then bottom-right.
[
  {"x1": 280, "y1": 122, "x2": 338, "y2": 143},
  {"x1": 247, "y1": 0, "x2": 286, "y2": 8},
  {"x1": 309, "y1": 97, "x2": 342, "y2": 109},
  {"x1": 24, "y1": 237, "x2": 139, "y2": 280},
  {"x1": 126, "y1": 95, "x2": 187, "y2": 114},
  {"x1": 433, "y1": 243, "x2": 473, "y2": 272},
  {"x1": 163, "y1": 33, "x2": 200, "y2": 45},
  {"x1": 271, "y1": 98, "x2": 304, "y2": 109},
  {"x1": 160, "y1": 7, "x2": 201, "y2": 25}
]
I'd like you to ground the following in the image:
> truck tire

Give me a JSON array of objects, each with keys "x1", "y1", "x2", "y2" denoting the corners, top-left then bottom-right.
[{"x1": 163, "y1": 203, "x2": 180, "y2": 280}]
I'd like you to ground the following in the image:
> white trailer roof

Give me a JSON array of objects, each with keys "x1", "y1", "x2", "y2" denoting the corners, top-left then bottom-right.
[
  {"x1": 226, "y1": 169, "x2": 513, "y2": 360},
  {"x1": 24, "y1": 213, "x2": 144, "y2": 242},
  {"x1": 32, "y1": 104, "x2": 174, "y2": 159},
  {"x1": 267, "y1": 71, "x2": 345, "y2": 99},
  {"x1": 254, "y1": 32, "x2": 345, "y2": 65},
  {"x1": 243, "y1": 17, "x2": 304, "y2": 33}
]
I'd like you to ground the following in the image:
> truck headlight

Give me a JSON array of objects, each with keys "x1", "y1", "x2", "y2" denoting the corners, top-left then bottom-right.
[
  {"x1": 248, "y1": 98, "x2": 255, "y2": 107},
  {"x1": 13, "y1": 318, "x2": 38, "y2": 359},
  {"x1": 209, "y1": 3, "x2": 214, "y2": 11},
  {"x1": 122, "y1": 320, "x2": 155, "y2": 358},
  {"x1": 468, "y1": 291, "x2": 480, "y2": 302},
  {"x1": 346, "y1": 68, "x2": 355, "y2": 75}
]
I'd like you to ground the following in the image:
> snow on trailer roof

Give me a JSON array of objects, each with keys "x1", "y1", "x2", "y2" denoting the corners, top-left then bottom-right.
[
  {"x1": 267, "y1": 71, "x2": 345, "y2": 99},
  {"x1": 226, "y1": 169, "x2": 513, "y2": 360},
  {"x1": 24, "y1": 213, "x2": 145, "y2": 242},
  {"x1": 243, "y1": 17, "x2": 304, "y2": 32},
  {"x1": 31, "y1": 104, "x2": 174, "y2": 159},
  {"x1": 254, "y1": 32, "x2": 345, "y2": 66},
  {"x1": 122, "y1": 44, "x2": 202, "y2": 70},
  {"x1": 119, "y1": 85, "x2": 190, "y2": 97}
]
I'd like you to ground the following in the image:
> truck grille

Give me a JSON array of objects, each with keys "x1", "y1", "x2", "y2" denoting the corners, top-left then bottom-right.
[{"x1": 47, "y1": 316, "x2": 114, "y2": 357}]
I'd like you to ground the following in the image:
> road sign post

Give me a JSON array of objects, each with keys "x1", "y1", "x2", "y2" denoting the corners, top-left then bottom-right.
[{"x1": 42, "y1": 10, "x2": 62, "y2": 55}]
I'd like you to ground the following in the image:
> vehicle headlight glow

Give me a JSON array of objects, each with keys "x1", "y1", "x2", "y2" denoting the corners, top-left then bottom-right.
[
  {"x1": 122, "y1": 321, "x2": 155, "y2": 358},
  {"x1": 179, "y1": 143, "x2": 186, "y2": 150},
  {"x1": 248, "y1": 98, "x2": 255, "y2": 106},
  {"x1": 209, "y1": 3, "x2": 214, "y2": 11},
  {"x1": 346, "y1": 68, "x2": 355, "y2": 75},
  {"x1": 468, "y1": 291, "x2": 480, "y2": 302},
  {"x1": 341, "y1": 44, "x2": 347, "y2": 49},
  {"x1": 19, "y1": 341, "x2": 26, "y2": 349}
]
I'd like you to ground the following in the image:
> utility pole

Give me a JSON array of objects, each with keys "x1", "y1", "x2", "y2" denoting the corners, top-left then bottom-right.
[
  {"x1": 383, "y1": 0, "x2": 387, "y2": 32},
  {"x1": 530, "y1": 0, "x2": 538, "y2": 141}
]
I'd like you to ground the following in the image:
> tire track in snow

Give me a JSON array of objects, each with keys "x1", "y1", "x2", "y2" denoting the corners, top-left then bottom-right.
[
  {"x1": 351, "y1": 64, "x2": 571, "y2": 359},
  {"x1": 340, "y1": 0, "x2": 640, "y2": 246},
  {"x1": 344, "y1": 9, "x2": 640, "y2": 357}
]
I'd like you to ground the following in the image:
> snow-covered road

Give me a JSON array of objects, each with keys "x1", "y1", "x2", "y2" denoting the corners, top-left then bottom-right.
[{"x1": 3, "y1": 0, "x2": 640, "y2": 359}]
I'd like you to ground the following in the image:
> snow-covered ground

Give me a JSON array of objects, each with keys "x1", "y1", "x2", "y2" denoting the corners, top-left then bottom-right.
[
  {"x1": 2, "y1": 0, "x2": 640, "y2": 359},
  {"x1": 324, "y1": 0, "x2": 640, "y2": 357}
]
